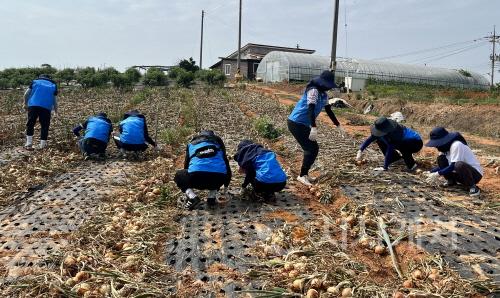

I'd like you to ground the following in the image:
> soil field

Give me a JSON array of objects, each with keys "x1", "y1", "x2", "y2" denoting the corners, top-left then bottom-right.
[{"x1": 0, "y1": 86, "x2": 498, "y2": 297}]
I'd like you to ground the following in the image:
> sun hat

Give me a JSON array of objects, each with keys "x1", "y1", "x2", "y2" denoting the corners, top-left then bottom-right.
[
  {"x1": 370, "y1": 117, "x2": 398, "y2": 137},
  {"x1": 425, "y1": 127, "x2": 461, "y2": 147},
  {"x1": 310, "y1": 70, "x2": 336, "y2": 91}
]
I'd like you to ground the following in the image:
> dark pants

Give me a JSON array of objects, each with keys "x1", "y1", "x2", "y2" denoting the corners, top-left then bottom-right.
[
  {"x1": 114, "y1": 137, "x2": 148, "y2": 152},
  {"x1": 377, "y1": 139, "x2": 423, "y2": 169},
  {"x1": 79, "y1": 138, "x2": 108, "y2": 155},
  {"x1": 253, "y1": 180, "x2": 286, "y2": 195},
  {"x1": 26, "y1": 106, "x2": 51, "y2": 140},
  {"x1": 437, "y1": 156, "x2": 482, "y2": 188},
  {"x1": 288, "y1": 120, "x2": 319, "y2": 176},
  {"x1": 174, "y1": 170, "x2": 228, "y2": 192}
]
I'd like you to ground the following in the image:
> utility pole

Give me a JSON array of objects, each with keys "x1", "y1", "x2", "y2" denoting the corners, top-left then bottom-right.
[
  {"x1": 236, "y1": 0, "x2": 242, "y2": 79},
  {"x1": 330, "y1": 0, "x2": 340, "y2": 72},
  {"x1": 489, "y1": 25, "x2": 498, "y2": 89},
  {"x1": 199, "y1": 10, "x2": 205, "y2": 69}
]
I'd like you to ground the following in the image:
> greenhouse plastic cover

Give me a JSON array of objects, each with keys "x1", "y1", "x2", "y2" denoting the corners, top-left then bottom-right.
[{"x1": 256, "y1": 51, "x2": 489, "y2": 90}]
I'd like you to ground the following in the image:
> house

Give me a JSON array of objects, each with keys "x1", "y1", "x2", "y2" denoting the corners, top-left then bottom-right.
[{"x1": 210, "y1": 43, "x2": 315, "y2": 80}]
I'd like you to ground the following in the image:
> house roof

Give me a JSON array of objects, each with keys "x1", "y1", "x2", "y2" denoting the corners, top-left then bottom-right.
[{"x1": 210, "y1": 43, "x2": 315, "y2": 69}]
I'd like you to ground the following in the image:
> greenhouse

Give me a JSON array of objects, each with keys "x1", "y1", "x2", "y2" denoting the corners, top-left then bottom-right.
[{"x1": 255, "y1": 51, "x2": 490, "y2": 90}]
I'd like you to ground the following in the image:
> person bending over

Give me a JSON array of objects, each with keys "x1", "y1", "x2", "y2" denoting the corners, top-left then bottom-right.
[
  {"x1": 356, "y1": 117, "x2": 422, "y2": 172},
  {"x1": 425, "y1": 127, "x2": 482, "y2": 197},
  {"x1": 287, "y1": 70, "x2": 345, "y2": 186},
  {"x1": 73, "y1": 112, "x2": 112, "y2": 159},
  {"x1": 234, "y1": 140, "x2": 287, "y2": 202},
  {"x1": 174, "y1": 130, "x2": 231, "y2": 210},
  {"x1": 114, "y1": 110, "x2": 156, "y2": 153}
]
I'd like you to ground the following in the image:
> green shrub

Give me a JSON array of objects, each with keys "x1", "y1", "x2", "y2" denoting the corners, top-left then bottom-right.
[
  {"x1": 196, "y1": 69, "x2": 226, "y2": 86},
  {"x1": 111, "y1": 73, "x2": 132, "y2": 89},
  {"x1": 160, "y1": 126, "x2": 194, "y2": 146},
  {"x1": 131, "y1": 89, "x2": 152, "y2": 105},
  {"x1": 124, "y1": 68, "x2": 142, "y2": 84},
  {"x1": 144, "y1": 68, "x2": 168, "y2": 86},
  {"x1": 254, "y1": 116, "x2": 282, "y2": 140},
  {"x1": 176, "y1": 70, "x2": 195, "y2": 88},
  {"x1": 178, "y1": 57, "x2": 199, "y2": 73}
]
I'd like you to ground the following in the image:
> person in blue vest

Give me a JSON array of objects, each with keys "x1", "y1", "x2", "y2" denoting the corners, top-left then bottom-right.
[
  {"x1": 287, "y1": 70, "x2": 346, "y2": 186},
  {"x1": 233, "y1": 140, "x2": 287, "y2": 202},
  {"x1": 356, "y1": 117, "x2": 423, "y2": 172},
  {"x1": 113, "y1": 110, "x2": 156, "y2": 153},
  {"x1": 174, "y1": 130, "x2": 231, "y2": 210},
  {"x1": 23, "y1": 74, "x2": 58, "y2": 150},
  {"x1": 424, "y1": 127, "x2": 482, "y2": 197},
  {"x1": 72, "y1": 112, "x2": 112, "y2": 159}
]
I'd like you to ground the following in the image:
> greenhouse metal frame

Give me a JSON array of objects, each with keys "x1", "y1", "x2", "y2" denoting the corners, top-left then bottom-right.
[{"x1": 256, "y1": 51, "x2": 490, "y2": 90}]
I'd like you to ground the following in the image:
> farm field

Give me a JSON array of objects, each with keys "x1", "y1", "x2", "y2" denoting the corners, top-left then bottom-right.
[{"x1": 0, "y1": 85, "x2": 498, "y2": 297}]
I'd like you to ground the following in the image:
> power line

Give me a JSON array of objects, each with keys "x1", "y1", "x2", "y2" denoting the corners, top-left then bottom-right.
[
  {"x1": 408, "y1": 42, "x2": 488, "y2": 64},
  {"x1": 373, "y1": 38, "x2": 484, "y2": 61}
]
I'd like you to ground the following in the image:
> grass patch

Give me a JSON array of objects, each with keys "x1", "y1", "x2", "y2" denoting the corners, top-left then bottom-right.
[
  {"x1": 130, "y1": 88, "x2": 152, "y2": 105},
  {"x1": 254, "y1": 116, "x2": 282, "y2": 140},
  {"x1": 160, "y1": 126, "x2": 193, "y2": 146}
]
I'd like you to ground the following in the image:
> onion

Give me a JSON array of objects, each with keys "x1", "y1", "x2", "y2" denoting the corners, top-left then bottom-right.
[
  {"x1": 412, "y1": 269, "x2": 424, "y2": 279},
  {"x1": 310, "y1": 278, "x2": 322, "y2": 289},
  {"x1": 152, "y1": 188, "x2": 161, "y2": 195},
  {"x1": 291, "y1": 279, "x2": 305, "y2": 292},
  {"x1": 393, "y1": 291, "x2": 405, "y2": 298},
  {"x1": 402, "y1": 279, "x2": 414, "y2": 288},
  {"x1": 288, "y1": 269, "x2": 299, "y2": 278},
  {"x1": 306, "y1": 289, "x2": 319, "y2": 298},
  {"x1": 283, "y1": 262, "x2": 294, "y2": 271},
  {"x1": 374, "y1": 245, "x2": 385, "y2": 255},
  {"x1": 294, "y1": 262, "x2": 306, "y2": 272},
  {"x1": 63, "y1": 256, "x2": 77, "y2": 267},
  {"x1": 99, "y1": 284, "x2": 110, "y2": 295},
  {"x1": 65, "y1": 277, "x2": 76, "y2": 287},
  {"x1": 327, "y1": 286, "x2": 340, "y2": 295},
  {"x1": 76, "y1": 283, "x2": 90, "y2": 295},
  {"x1": 341, "y1": 287, "x2": 353, "y2": 297},
  {"x1": 74, "y1": 271, "x2": 90, "y2": 282},
  {"x1": 428, "y1": 273, "x2": 439, "y2": 281}
]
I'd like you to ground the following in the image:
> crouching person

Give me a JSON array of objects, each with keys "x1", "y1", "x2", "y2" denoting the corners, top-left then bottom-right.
[
  {"x1": 174, "y1": 130, "x2": 231, "y2": 210},
  {"x1": 356, "y1": 117, "x2": 422, "y2": 172},
  {"x1": 73, "y1": 112, "x2": 112, "y2": 159},
  {"x1": 425, "y1": 127, "x2": 482, "y2": 197},
  {"x1": 114, "y1": 110, "x2": 156, "y2": 155},
  {"x1": 234, "y1": 140, "x2": 287, "y2": 202}
]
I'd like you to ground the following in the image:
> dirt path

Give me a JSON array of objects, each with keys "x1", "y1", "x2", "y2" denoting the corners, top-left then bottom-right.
[{"x1": 0, "y1": 160, "x2": 130, "y2": 279}]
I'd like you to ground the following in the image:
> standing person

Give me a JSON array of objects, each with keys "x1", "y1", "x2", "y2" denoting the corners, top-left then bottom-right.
[
  {"x1": 233, "y1": 140, "x2": 287, "y2": 202},
  {"x1": 174, "y1": 130, "x2": 232, "y2": 210},
  {"x1": 24, "y1": 74, "x2": 58, "y2": 150},
  {"x1": 356, "y1": 117, "x2": 422, "y2": 172},
  {"x1": 113, "y1": 110, "x2": 156, "y2": 153},
  {"x1": 287, "y1": 70, "x2": 345, "y2": 186},
  {"x1": 72, "y1": 112, "x2": 112, "y2": 159},
  {"x1": 424, "y1": 127, "x2": 482, "y2": 197}
]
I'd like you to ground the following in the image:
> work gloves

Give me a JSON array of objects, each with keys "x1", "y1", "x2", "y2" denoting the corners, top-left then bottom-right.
[
  {"x1": 309, "y1": 127, "x2": 318, "y2": 142},
  {"x1": 356, "y1": 150, "x2": 363, "y2": 161},
  {"x1": 424, "y1": 171, "x2": 440, "y2": 184}
]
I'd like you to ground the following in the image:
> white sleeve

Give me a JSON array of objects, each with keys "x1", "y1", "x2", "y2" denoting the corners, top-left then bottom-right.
[
  {"x1": 448, "y1": 142, "x2": 465, "y2": 163},
  {"x1": 306, "y1": 88, "x2": 319, "y2": 105}
]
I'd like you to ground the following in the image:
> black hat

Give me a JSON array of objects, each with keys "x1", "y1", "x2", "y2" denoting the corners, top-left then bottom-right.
[
  {"x1": 370, "y1": 117, "x2": 398, "y2": 137},
  {"x1": 311, "y1": 70, "x2": 336, "y2": 91},
  {"x1": 425, "y1": 127, "x2": 460, "y2": 147},
  {"x1": 39, "y1": 74, "x2": 53, "y2": 80},
  {"x1": 97, "y1": 112, "x2": 108, "y2": 118}
]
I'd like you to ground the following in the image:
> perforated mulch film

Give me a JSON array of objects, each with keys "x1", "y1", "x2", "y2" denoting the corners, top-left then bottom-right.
[{"x1": 0, "y1": 161, "x2": 128, "y2": 278}]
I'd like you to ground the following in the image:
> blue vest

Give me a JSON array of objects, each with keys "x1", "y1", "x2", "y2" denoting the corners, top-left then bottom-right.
[
  {"x1": 288, "y1": 89, "x2": 328, "y2": 126},
  {"x1": 188, "y1": 141, "x2": 227, "y2": 174},
  {"x1": 402, "y1": 127, "x2": 421, "y2": 141},
  {"x1": 120, "y1": 116, "x2": 146, "y2": 145},
  {"x1": 84, "y1": 117, "x2": 112, "y2": 143},
  {"x1": 254, "y1": 152, "x2": 287, "y2": 184},
  {"x1": 27, "y1": 79, "x2": 57, "y2": 111}
]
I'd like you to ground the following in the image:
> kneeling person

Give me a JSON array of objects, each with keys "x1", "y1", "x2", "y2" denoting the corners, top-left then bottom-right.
[
  {"x1": 425, "y1": 127, "x2": 482, "y2": 197},
  {"x1": 73, "y1": 112, "x2": 112, "y2": 159},
  {"x1": 234, "y1": 140, "x2": 287, "y2": 201},
  {"x1": 114, "y1": 110, "x2": 156, "y2": 153},
  {"x1": 174, "y1": 130, "x2": 231, "y2": 210}
]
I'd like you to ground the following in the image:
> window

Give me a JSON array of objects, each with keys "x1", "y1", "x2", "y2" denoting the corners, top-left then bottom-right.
[{"x1": 224, "y1": 64, "x2": 231, "y2": 76}]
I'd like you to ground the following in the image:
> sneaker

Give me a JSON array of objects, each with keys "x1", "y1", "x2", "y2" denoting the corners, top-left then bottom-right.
[
  {"x1": 469, "y1": 185, "x2": 480, "y2": 197},
  {"x1": 38, "y1": 140, "x2": 48, "y2": 149},
  {"x1": 297, "y1": 175, "x2": 313, "y2": 186},
  {"x1": 185, "y1": 196, "x2": 201, "y2": 210},
  {"x1": 24, "y1": 144, "x2": 33, "y2": 151},
  {"x1": 406, "y1": 163, "x2": 418, "y2": 173}
]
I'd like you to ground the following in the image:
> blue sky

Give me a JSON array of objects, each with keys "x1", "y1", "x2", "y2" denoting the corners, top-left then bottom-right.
[{"x1": 0, "y1": 0, "x2": 498, "y2": 82}]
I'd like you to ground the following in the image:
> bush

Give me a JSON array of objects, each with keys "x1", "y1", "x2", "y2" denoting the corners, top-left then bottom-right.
[
  {"x1": 254, "y1": 116, "x2": 282, "y2": 140},
  {"x1": 178, "y1": 57, "x2": 199, "y2": 73},
  {"x1": 131, "y1": 89, "x2": 152, "y2": 105},
  {"x1": 55, "y1": 68, "x2": 75, "y2": 85},
  {"x1": 125, "y1": 68, "x2": 142, "y2": 84},
  {"x1": 111, "y1": 73, "x2": 132, "y2": 89},
  {"x1": 143, "y1": 68, "x2": 168, "y2": 86},
  {"x1": 176, "y1": 69, "x2": 195, "y2": 88},
  {"x1": 196, "y1": 69, "x2": 226, "y2": 86},
  {"x1": 168, "y1": 67, "x2": 183, "y2": 79},
  {"x1": 160, "y1": 127, "x2": 194, "y2": 146}
]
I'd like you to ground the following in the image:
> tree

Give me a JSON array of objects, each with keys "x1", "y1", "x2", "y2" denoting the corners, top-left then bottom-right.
[
  {"x1": 56, "y1": 68, "x2": 75, "y2": 85},
  {"x1": 143, "y1": 68, "x2": 168, "y2": 86},
  {"x1": 178, "y1": 57, "x2": 199, "y2": 73},
  {"x1": 196, "y1": 69, "x2": 226, "y2": 86},
  {"x1": 111, "y1": 73, "x2": 132, "y2": 89},
  {"x1": 125, "y1": 67, "x2": 142, "y2": 84},
  {"x1": 176, "y1": 69, "x2": 195, "y2": 88}
]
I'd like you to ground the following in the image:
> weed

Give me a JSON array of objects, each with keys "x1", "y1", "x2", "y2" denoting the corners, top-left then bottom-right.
[
  {"x1": 160, "y1": 126, "x2": 193, "y2": 146},
  {"x1": 130, "y1": 89, "x2": 152, "y2": 105},
  {"x1": 254, "y1": 116, "x2": 282, "y2": 140}
]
